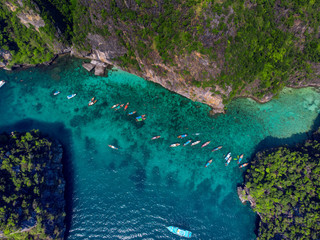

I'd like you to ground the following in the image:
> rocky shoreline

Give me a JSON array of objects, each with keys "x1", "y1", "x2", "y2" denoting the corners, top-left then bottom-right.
[
  {"x1": 1, "y1": 0, "x2": 320, "y2": 115},
  {"x1": 237, "y1": 186, "x2": 263, "y2": 219},
  {"x1": 4, "y1": 51, "x2": 320, "y2": 115}
]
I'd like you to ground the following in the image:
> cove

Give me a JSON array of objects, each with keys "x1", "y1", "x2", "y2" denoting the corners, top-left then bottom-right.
[{"x1": 1, "y1": 56, "x2": 320, "y2": 239}]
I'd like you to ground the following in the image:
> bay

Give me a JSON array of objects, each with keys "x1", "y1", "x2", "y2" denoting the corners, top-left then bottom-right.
[{"x1": 1, "y1": 56, "x2": 319, "y2": 239}]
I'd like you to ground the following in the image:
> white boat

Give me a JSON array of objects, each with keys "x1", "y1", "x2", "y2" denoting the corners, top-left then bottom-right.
[
  {"x1": 53, "y1": 91, "x2": 60, "y2": 96},
  {"x1": 67, "y1": 94, "x2": 76, "y2": 99},
  {"x1": 151, "y1": 136, "x2": 161, "y2": 140},
  {"x1": 170, "y1": 143, "x2": 180, "y2": 147},
  {"x1": 225, "y1": 156, "x2": 232, "y2": 166},
  {"x1": 0, "y1": 80, "x2": 6, "y2": 88},
  {"x1": 108, "y1": 144, "x2": 118, "y2": 150},
  {"x1": 191, "y1": 140, "x2": 200, "y2": 146},
  {"x1": 224, "y1": 152, "x2": 231, "y2": 161}
]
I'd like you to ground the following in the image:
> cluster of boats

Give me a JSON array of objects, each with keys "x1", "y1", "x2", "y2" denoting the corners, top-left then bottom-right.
[
  {"x1": 50, "y1": 88, "x2": 250, "y2": 238},
  {"x1": 111, "y1": 102, "x2": 147, "y2": 122},
  {"x1": 151, "y1": 133, "x2": 249, "y2": 169},
  {"x1": 54, "y1": 91, "x2": 98, "y2": 106},
  {"x1": 49, "y1": 90, "x2": 249, "y2": 238},
  {"x1": 168, "y1": 134, "x2": 212, "y2": 148}
]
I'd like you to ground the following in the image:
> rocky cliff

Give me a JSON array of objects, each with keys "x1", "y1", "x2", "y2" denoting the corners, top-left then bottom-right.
[
  {"x1": 0, "y1": 131, "x2": 66, "y2": 239},
  {"x1": 1, "y1": 0, "x2": 320, "y2": 113}
]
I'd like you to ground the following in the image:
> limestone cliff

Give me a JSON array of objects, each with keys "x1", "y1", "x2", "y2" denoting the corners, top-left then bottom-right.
[{"x1": 1, "y1": 0, "x2": 320, "y2": 113}]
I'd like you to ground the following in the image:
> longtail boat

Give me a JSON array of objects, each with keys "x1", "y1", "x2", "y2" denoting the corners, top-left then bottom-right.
[
  {"x1": 191, "y1": 140, "x2": 200, "y2": 146},
  {"x1": 238, "y1": 154, "x2": 244, "y2": 164},
  {"x1": 224, "y1": 152, "x2": 231, "y2": 161},
  {"x1": 225, "y1": 156, "x2": 232, "y2": 166},
  {"x1": 205, "y1": 159, "x2": 213, "y2": 168},
  {"x1": 170, "y1": 143, "x2": 180, "y2": 147},
  {"x1": 239, "y1": 163, "x2": 249, "y2": 168},
  {"x1": 108, "y1": 144, "x2": 118, "y2": 150},
  {"x1": 183, "y1": 140, "x2": 192, "y2": 146},
  {"x1": 212, "y1": 146, "x2": 222, "y2": 152},
  {"x1": 177, "y1": 134, "x2": 188, "y2": 139},
  {"x1": 151, "y1": 136, "x2": 161, "y2": 140},
  {"x1": 201, "y1": 141, "x2": 210, "y2": 148}
]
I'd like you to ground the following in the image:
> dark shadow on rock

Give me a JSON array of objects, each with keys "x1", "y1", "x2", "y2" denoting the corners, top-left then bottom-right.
[{"x1": 0, "y1": 118, "x2": 74, "y2": 240}]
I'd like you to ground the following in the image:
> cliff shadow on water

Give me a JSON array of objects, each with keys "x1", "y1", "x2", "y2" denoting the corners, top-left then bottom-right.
[
  {"x1": 0, "y1": 119, "x2": 74, "y2": 239},
  {"x1": 249, "y1": 112, "x2": 320, "y2": 159}
]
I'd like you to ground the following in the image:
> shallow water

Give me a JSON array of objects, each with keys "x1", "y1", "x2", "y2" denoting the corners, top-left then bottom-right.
[{"x1": 1, "y1": 56, "x2": 320, "y2": 239}]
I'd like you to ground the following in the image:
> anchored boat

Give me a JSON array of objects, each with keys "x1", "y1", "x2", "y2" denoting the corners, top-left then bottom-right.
[
  {"x1": 224, "y1": 152, "x2": 231, "y2": 161},
  {"x1": 191, "y1": 140, "x2": 200, "y2": 146},
  {"x1": 108, "y1": 145, "x2": 118, "y2": 150},
  {"x1": 239, "y1": 163, "x2": 249, "y2": 168},
  {"x1": 88, "y1": 97, "x2": 97, "y2": 106},
  {"x1": 128, "y1": 111, "x2": 136, "y2": 115},
  {"x1": 0, "y1": 80, "x2": 5, "y2": 88},
  {"x1": 238, "y1": 154, "x2": 244, "y2": 164},
  {"x1": 124, "y1": 102, "x2": 129, "y2": 110},
  {"x1": 53, "y1": 91, "x2": 60, "y2": 96},
  {"x1": 151, "y1": 135, "x2": 161, "y2": 140},
  {"x1": 205, "y1": 159, "x2": 213, "y2": 168},
  {"x1": 170, "y1": 143, "x2": 180, "y2": 147},
  {"x1": 177, "y1": 134, "x2": 188, "y2": 139},
  {"x1": 225, "y1": 156, "x2": 232, "y2": 166},
  {"x1": 183, "y1": 140, "x2": 192, "y2": 146},
  {"x1": 201, "y1": 141, "x2": 210, "y2": 148},
  {"x1": 67, "y1": 94, "x2": 76, "y2": 99},
  {"x1": 212, "y1": 146, "x2": 222, "y2": 152},
  {"x1": 167, "y1": 226, "x2": 192, "y2": 238}
]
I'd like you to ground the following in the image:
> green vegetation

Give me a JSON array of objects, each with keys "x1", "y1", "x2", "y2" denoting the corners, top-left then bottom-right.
[
  {"x1": 0, "y1": 3, "x2": 55, "y2": 66},
  {"x1": 221, "y1": 0, "x2": 320, "y2": 101},
  {"x1": 1, "y1": 0, "x2": 320, "y2": 103},
  {"x1": 0, "y1": 130, "x2": 65, "y2": 239},
  {"x1": 243, "y1": 131, "x2": 320, "y2": 239}
]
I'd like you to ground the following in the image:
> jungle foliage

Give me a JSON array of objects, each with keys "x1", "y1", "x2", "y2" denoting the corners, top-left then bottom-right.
[
  {"x1": 244, "y1": 134, "x2": 320, "y2": 239},
  {"x1": 1, "y1": 0, "x2": 320, "y2": 102},
  {"x1": 0, "y1": 3, "x2": 55, "y2": 66},
  {"x1": 0, "y1": 130, "x2": 63, "y2": 239},
  {"x1": 222, "y1": 0, "x2": 320, "y2": 100}
]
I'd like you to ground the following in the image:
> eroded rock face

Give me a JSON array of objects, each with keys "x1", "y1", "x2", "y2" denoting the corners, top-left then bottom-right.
[
  {"x1": 5, "y1": 1, "x2": 45, "y2": 31},
  {"x1": 16, "y1": 10, "x2": 45, "y2": 30},
  {"x1": 0, "y1": 49, "x2": 12, "y2": 69},
  {"x1": 87, "y1": 34, "x2": 127, "y2": 59}
]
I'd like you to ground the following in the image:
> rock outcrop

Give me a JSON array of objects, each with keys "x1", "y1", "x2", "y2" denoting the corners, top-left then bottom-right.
[
  {"x1": 3, "y1": 0, "x2": 320, "y2": 114},
  {"x1": 0, "y1": 131, "x2": 66, "y2": 239}
]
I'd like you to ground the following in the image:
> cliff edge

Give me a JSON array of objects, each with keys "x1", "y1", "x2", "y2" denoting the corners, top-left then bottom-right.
[
  {"x1": 0, "y1": 130, "x2": 66, "y2": 239},
  {"x1": 1, "y1": 0, "x2": 320, "y2": 113}
]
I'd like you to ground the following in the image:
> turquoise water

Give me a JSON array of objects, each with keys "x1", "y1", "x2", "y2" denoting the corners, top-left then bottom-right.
[{"x1": 1, "y1": 56, "x2": 320, "y2": 239}]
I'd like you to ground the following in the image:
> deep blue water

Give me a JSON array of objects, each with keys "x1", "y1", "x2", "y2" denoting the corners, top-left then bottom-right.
[{"x1": 1, "y1": 56, "x2": 320, "y2": 239}]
